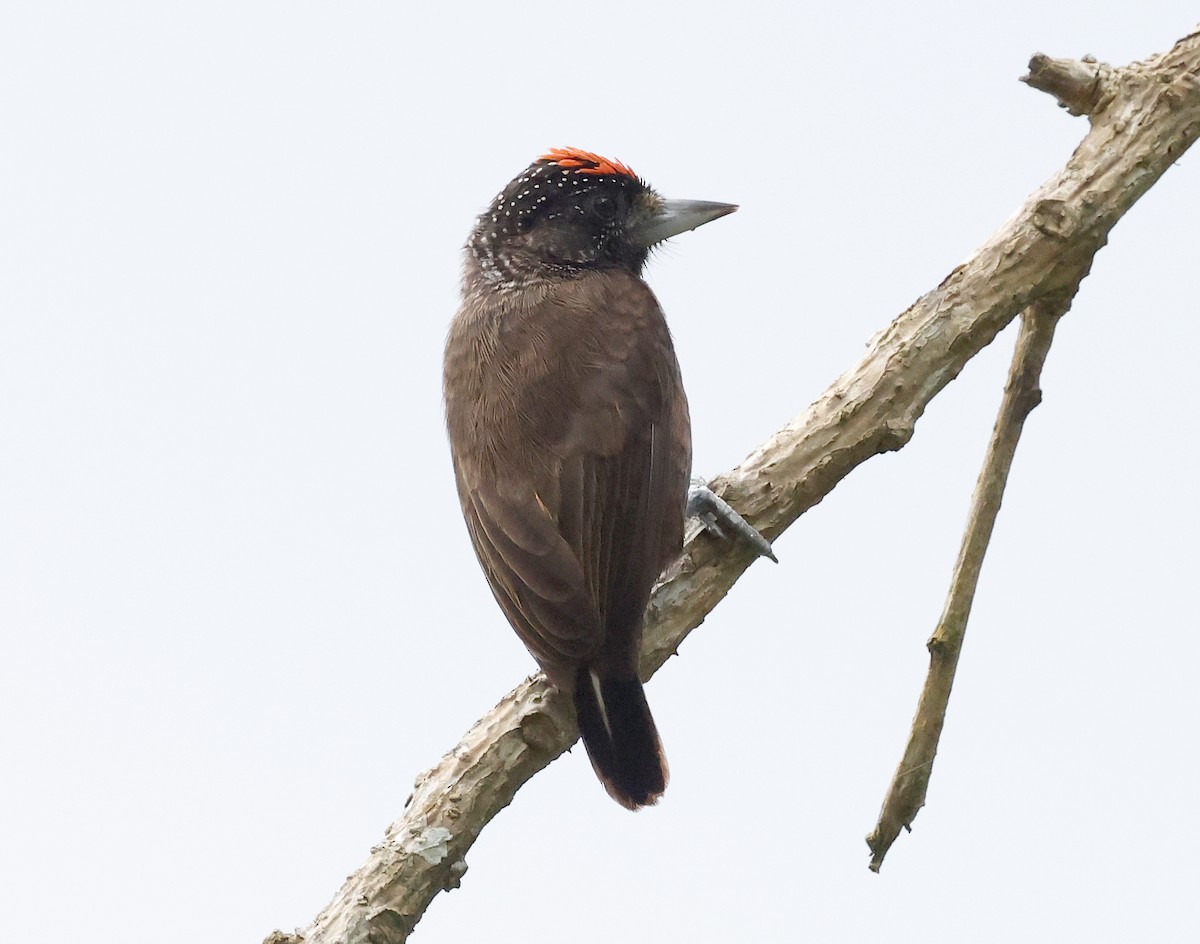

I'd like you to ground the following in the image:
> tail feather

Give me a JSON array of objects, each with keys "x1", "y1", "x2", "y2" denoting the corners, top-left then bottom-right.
[{"x1": 573, "y1": 668, "x2": 668, "y2": 810}]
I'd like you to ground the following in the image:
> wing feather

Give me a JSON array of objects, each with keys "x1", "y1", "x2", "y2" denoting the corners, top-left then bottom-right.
[{"x1": 445, "y1": 271, "x2": 691, "y2": 682}]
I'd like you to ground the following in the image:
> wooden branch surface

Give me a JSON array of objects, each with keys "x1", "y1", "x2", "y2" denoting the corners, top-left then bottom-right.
[
  {"x1": 866, "y1": 294, "x2": 1070, "y2": 872},
  {"x1": 269, "y1": 26, "x2": 1200, "y2": 944}
]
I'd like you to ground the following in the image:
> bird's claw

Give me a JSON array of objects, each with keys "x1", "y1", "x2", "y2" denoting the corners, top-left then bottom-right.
[{"x1": 686, "y1": 481, "x2": 777, "y2": 563}]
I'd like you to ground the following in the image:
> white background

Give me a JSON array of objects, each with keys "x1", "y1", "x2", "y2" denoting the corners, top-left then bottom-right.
[{"x1": 2, "y1": 2, "x2": 1197, "y2": 941}]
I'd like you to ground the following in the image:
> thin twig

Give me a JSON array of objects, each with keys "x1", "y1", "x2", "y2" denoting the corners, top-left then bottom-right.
[{"x1": 866, "y1": 295, "x2": 1069, "y2": 872}]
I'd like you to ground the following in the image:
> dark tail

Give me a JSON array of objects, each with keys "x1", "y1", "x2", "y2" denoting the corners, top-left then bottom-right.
[{"x1": 573, "y1": 667, "x2": 669, "y2": 810}]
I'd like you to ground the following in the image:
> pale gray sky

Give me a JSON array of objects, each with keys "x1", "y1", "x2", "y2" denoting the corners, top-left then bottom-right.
[{"x1": 2, "y1": 2, "x2": 1197, "y2": 941}]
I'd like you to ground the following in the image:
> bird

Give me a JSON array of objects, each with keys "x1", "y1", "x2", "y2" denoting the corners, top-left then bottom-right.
[{"x1": 443, "y1": 147, "x2": 739, "y2": 809}]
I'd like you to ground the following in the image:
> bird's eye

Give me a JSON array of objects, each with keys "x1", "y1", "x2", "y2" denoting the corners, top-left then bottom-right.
[{"x1": 590, "y1": 194, "x2": 619, "y2": 221}]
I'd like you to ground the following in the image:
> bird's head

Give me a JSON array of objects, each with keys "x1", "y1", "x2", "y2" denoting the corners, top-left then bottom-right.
[{"x1": 467, "y1": 147, "x2": 736, "y2": 288}]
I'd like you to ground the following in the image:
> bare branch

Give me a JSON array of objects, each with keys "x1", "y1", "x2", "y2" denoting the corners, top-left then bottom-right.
[
  {"x1": 1022, "y1": 53, "x2": 1113, "y2": 116},
  {"x1": 865, "y1": 293, "x2": 1071, "y2": 873},
  {"x1": 268, "y1": 24, "x2": 1200, "y2": 944}
]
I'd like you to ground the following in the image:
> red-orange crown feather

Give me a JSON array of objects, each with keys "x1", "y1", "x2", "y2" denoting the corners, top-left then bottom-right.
[{"x1": 539, "y1": 147, "x2": 638, "y2": 179}]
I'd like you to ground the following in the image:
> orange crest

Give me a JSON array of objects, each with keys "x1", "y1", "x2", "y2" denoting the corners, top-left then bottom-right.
[{"x1": 539, "y1": 147, "x2": 638, "y2": 179}]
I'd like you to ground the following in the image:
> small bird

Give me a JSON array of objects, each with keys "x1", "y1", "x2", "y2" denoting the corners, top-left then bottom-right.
[{"x1": 444, "y1": 147, "x2": 741, "y2": 809}]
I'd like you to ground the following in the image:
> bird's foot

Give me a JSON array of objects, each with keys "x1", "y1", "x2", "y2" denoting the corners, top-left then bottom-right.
[{"x1": 686, "y1": 479, "x2": 777, "y2": 563}]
